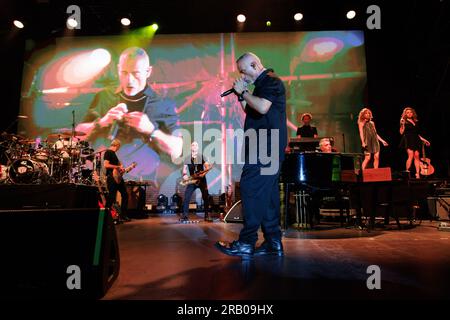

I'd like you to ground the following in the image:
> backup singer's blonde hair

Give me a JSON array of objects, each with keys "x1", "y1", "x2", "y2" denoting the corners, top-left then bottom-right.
[
  {"x1": 401, "y1": 107, "x2": 418, "y2": 123},
  {"x1": 358, "y1": 108, "x2": 373, "y2": 124}
]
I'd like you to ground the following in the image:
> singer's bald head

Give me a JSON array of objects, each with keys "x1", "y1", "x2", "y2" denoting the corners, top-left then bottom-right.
[
  {"x1": 118, "y1": 47, "x2": 152, "y2": 96},
  {"x1": 236, "y1": 52, "x2": 265, "y2": 84}
]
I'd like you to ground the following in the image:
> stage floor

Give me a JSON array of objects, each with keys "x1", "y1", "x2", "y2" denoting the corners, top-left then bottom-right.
[{"x1": 104, "y1": 216, "x2": 450, "y2": 300}]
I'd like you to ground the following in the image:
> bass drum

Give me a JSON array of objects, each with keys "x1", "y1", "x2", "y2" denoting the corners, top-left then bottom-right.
[
  {"x1": 0, "y1": 164, "x2": 8, "y2": 183},
  {"x1": 8, "y1": 159, "x2": 49, "y2": 184}
]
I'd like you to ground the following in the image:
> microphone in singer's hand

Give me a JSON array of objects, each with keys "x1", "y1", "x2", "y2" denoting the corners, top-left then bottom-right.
[
  {"x1": 220, "y1": 88, "x2": 235, "y2": 97},
  {"x1": 109, "y1": 103, "x2": 128, "y2": 140}
]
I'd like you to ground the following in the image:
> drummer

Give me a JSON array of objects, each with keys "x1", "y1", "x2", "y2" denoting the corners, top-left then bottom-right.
[{"x1": 52, "y1": 135, "x2": 79, "y2": 160}]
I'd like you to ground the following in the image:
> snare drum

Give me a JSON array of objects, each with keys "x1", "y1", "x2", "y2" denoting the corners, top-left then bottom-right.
[
  {"x1": 34, "y1": 149, "x2": 49, "y2": 161},
  {"x1": 8, "y1": 159, "x2": 49, "y2": 184}
]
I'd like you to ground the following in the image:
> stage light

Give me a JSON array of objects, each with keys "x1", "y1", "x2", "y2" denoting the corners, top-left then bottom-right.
[
  {"x1": 13, "y1": 20, "x2": 24, "y2": 29},
  {"x1": 151, "y1": 23, "x2": 158, "y2": 31},
  {"x1": 121, "y1": 18, "x2": 131, "y2": 26},
  {"x1": 170, "y1": 193, "x2": 182, "y2": 211},
  {"x1": 67, "y1": 17, "x2": 78, "y2": 28},
  {"x1": 294, "y1": 13, "x2": 303, "y2": 21},
  {"x1": 346, "y1": 10, "x2": 356, "y2": 19},
  {"x1": 157, "y1": 194, "x2": 168, "y2": 206},
  {"x1": 237, "y1": 14, "x2": 246, "y2": 23},
  {"x1": 44, "y1": 48, "x2": 111, "y2": 88},
  {"x1": 266, "y1": 21, "x2": 271, "y2": 27}
]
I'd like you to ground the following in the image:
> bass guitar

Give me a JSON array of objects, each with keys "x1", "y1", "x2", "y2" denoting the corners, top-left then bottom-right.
[
  {"x1": 179, "y1": 168, "x2": 210, "y2": 186},
  {"x1": 420, "y1": 143, "x2": 434, "y2": 176},
  {"x1": 113, "y1": 162, "x2": 137, "y2": 184}
]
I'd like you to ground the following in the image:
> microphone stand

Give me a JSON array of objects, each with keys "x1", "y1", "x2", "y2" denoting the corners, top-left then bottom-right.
[
  {"x1": 342, "y1": 133, "x2": 346, "y2": 153},
  {"x1": 69, "y1": 110, "x2": 77, "y2": 183}
]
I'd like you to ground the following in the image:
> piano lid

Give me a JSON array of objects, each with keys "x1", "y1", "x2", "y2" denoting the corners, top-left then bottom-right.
[{"x1": 281, "y1": 151, "x2": 363, "y2": 188}]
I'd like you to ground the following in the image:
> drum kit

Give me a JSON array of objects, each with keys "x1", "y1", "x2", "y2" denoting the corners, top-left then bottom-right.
[{"x1": 0, "y1": 130, "x2": 101, "y2": 185}]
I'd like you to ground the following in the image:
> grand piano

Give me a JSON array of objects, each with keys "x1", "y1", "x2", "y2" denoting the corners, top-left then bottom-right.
[
  {"x1": 281, "y1": 151, "x2": 362, "y2": 229},
  {"x1": 280, "y1": 150, "x2": 432, "y2": 230}
]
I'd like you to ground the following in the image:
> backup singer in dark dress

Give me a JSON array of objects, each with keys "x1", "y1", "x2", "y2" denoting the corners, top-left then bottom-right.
[
  {"x1": 399, "y1": 107, "x2": 430, "y2": 178},
  {"x1": 216, "y1": 52, "x2": 287, "y2": 258}
]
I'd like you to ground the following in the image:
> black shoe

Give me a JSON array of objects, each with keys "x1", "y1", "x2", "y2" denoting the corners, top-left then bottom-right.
[
  {"x1": 254, "y1": 239, "x2": 284, "y2": 257},
  {"x1": 215, "y1": 240, "x2": 254, "y2": 258},
  {"x1": 113, "y1": 219, "x2": 123, "y2": 225},
  {"x1": 179, "y1": 217, "x2": 189, "y2": 224}
]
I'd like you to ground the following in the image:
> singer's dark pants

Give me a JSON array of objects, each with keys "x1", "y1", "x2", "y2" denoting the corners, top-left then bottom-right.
[
  {"x1": 182, "y1": 180, "x2": 209, "y2": 218},
  {"x1": 106, "y1": 175, "x2": 128, "y2": 217},
  {"x1": 238, "y1": 164, "x2": 282, "y2": 246}
]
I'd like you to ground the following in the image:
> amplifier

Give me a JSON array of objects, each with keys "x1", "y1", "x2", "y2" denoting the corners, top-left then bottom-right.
[{"x1": 362, "y1": 167, "x2": 392, "y2": 182}]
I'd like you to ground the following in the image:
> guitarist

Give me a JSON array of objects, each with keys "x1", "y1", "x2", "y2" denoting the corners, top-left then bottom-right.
[
  {"x1": 104, "y1": 139, "x2": 130, "y2": 222},
  {"x1": 180, "y1": 141, "x2": 212, "y2": 223}
]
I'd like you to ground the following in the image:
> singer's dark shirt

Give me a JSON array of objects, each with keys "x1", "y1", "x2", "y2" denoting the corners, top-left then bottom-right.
[
  {"x1": 82, "y1": 86, "x2": 179, "y2": 181},
  {"x1": 244, "y1": 68, "x2": 287, "y2": 166},
  {"x1": 83, "y1": 86, "x2": 178, "y2": 138}
]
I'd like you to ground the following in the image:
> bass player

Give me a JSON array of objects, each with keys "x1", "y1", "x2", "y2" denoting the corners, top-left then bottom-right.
[
  {"x1": 104, "y1": 139, "x2": 132, "y2": 222},
  {"x1": 180, "y1": 141, "x2": 212, "y2": 223}
]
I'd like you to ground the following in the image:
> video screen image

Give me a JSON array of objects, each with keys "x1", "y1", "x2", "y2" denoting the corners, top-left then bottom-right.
[{"x1": 19, "y1": 31, "x2": 367, "y2": 201}]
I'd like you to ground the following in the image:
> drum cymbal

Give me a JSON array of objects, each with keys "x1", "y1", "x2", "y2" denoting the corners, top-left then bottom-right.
[
  {"x1": 19, "y1": 139, "x2": 36, "y2": 144},
  {"x1": 47, "y1": 133, "x2": 71, "y2": 140},
  {"x1": 57, "y1": 130, "x2": 87, "y2": 137},
  {"x1": 1, "y1": 132, "x2": 25, "y2": 141}
]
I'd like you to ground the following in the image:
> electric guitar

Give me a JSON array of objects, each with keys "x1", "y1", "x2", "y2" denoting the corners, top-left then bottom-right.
[
  {"x1": 113, "y1": 162, "x2": 137, "y2": 184},
  {"x1": 179, "y1": 168, "x2": 210, "y2": 186},
  {"x1": 420, "y1": 143, "x2": 434, "y2": 176},
  {"x1": 93, "y1": 171, "x2": 119, "y2": 220}
]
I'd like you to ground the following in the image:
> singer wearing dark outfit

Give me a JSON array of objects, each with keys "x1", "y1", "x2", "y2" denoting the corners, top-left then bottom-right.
[
  {"x1": 104, "y1": 140, "x2": 129, "y2": 221},
  {"x1": 181, "y1": 148, "x2": 211, "y2": 223},
  {"x1": 75, "y1": 47, "x2": 182, "y2": 182},
  {"x1": 216, "y1": 52, "x2": 287, "y2": 258},
  {"x1": 296, "y1": 113, "x2": 318, "y2": 138},
  {"x1": 399, "y1": 107, "x2": 430, "y2": 178},
  {"x1": 399, "y1": 121, "x2": 422, "y2": 151}
]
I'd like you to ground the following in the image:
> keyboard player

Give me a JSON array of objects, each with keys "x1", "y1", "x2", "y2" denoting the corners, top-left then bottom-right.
[
  {"x1": 296, "y1": 112, "x2": 318, "y2": 138},
  {"x1": 319, "y1": 138, "x2": 338, "y2": 153}
]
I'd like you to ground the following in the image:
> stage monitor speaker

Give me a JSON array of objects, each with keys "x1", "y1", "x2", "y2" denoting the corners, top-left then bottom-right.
[
  {"x1": 223, "y1": 200, "x2": 244, "y2": 223},
  {"x1": 436, "y1": 197, "x2": 450, "y2": 221},
  {"x1": 0, "y1": 207, "x2": 120, "y2": 299}
]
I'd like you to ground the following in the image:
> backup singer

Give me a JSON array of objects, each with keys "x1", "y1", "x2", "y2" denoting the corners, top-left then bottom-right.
[
  {"x1": 357, "y1": 108, "x2": 388, "y2": 169},
  {"x1": 399, "y1": 107, "x2": 430, "y2": 178}
]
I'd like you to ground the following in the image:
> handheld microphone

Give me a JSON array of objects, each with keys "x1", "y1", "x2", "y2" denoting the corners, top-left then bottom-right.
[
  {"x1": 108, "y1": 103, "x2": 128, "y2": 140},
  {"x1": 220, "y1": 88, "x2": 235, "y2": 97},
  {"x1": 109, "y1": 121, "x2": 119, "y2": 140}
]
